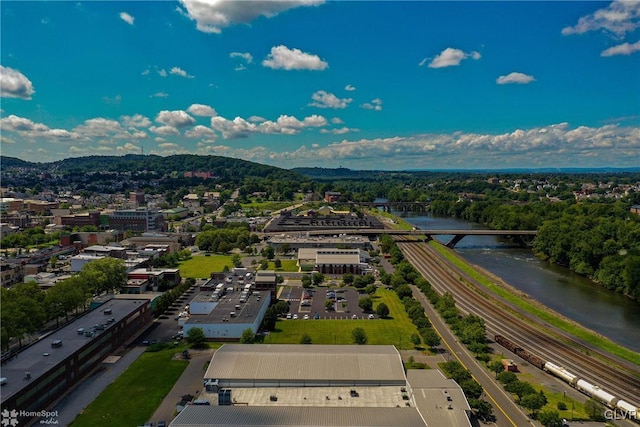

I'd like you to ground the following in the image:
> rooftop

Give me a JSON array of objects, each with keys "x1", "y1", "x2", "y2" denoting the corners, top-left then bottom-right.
[
  {"x1": 186, "y1": 290, "x2": 268, "y2": 325},
  {"x1": 0, "y1": 298, "x2": 148, "y2": 402},
  {"x1": 204, "y1": 344, "x2": 406, "y2": 384},
  {"x1": 170, "y1": 405, "x2": 426, "y2": 427}
]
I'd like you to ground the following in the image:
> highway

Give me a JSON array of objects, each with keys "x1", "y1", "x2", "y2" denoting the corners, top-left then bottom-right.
[{"x1": 397, "y1": 238, "x2": 640, "y2": 425}]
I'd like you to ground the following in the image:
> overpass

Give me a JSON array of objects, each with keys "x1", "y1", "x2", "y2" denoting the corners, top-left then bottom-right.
[
  {"x1": 262, "y1": 228, "x2": 537, "y2": 248},
  {"x1": 351, "y1": 201, "x2": 430, "y2": 213}
]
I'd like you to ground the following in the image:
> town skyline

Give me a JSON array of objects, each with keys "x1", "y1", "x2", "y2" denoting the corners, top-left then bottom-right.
[{"x1": 1, "y1": 1, "x2": 639, "y2": 170}]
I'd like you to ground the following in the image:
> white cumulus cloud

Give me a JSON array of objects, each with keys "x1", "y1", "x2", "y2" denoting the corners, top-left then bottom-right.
[
  {"x1": 0, "y1": 66, "x2": 35, "y2": 99},
  {"x1": 185, "y1": 125, "x2": 217, "y2": 142},
  {"x1": 149, "y1": 125, "x2": 180, "y2": 136},
  {"x1": 309, "y1": 90, "x2": 352, "y2": 109},
  {"x1": 119, "y1": 12, "x2": 134, "y2": 25},
  {"x1": 230, "y1": 52, "x2": 253, "y2": 63},
  {"x1": 601, "y1": 40, "x2": 640, "y2": 56},
  {"x1": 424, "y1": 48, "x2": 481, "y2": 68},
  {"x1": 211, "y1": 114, "x2": 327, "y2": 139},
  {"x1": 345, "y1": 84, "x2": 356, "y2": 91},
  {"x1": 170, "y1": 66, "x2": 194, "y2": 78},
  {"x1": 496, "y1": 72, "x2": 536, "y2": 85},
  {"x1": 155, "y1": 110, "x2": 195, "y2": 128},
  {"x1": 187, "y1": 103, "x2": 217, "y2": 117},
  {"x1": 150, "y1": 91, "x2": 169, "y2": 98},
  {"x1": 262, "y1": 45, "x2": 328, "y2": 70},
  {"x1": 120, "y1": 114, "x2": 152, "y2": 129},
  {"x1": 211, "y1": 116, "x2": 258, "y2": 139},
  {"x1": 562, "y1": 0, "x2": 640, "y2": 37},
  {"x1": 361, "y1": 98, "x2": 383, "y2": 111},
  {"x1": 178, "y1": 0, "x2": 323, "y2": 33}
]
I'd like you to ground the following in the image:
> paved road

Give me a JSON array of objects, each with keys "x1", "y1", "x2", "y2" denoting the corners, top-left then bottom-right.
[
  {"x1": 149, "y1": 348, "x2": 216, "y2": 425},
  {"x1": 410, "y1": 285, "x2": 536, "y2": 427}
]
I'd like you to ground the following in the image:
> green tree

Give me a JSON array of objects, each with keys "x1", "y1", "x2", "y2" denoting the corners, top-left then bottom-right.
[
  {"x1": 261, "y1": 246, "x2": 275, "y2": 260},
  {"x1": 324, "y1": 299, "x2": 334, "y2": 311},
  {"x1": 312, "y1": 272, "x2": 325, "y2": 286},
  {"x1": 301, "y1": 274, "x2": 312, "y2": 288},
  {"x1": 358, "y1": 296, "x2": 373, "y2": 312},
  {"x1": 421, "y1": 328, "x2": 441, "y2": 349},
  {"x1": 352, "y1": 327, "x2": 367, "y2": 345},
  {"x1": 497, "y1": 371, "x2": 518, "y2": 385},
  {"x1": 80, "y1": 257, "x2": 126, "y2": 294},
  {"x1": 410, "y1": 333, "x2": 421, "y2": 348},
  {"x1": 376, "y1": 302, "x2": 390, "y2": 318},
  {"x1": 186, "y1": 327, "x2": 206, "y2": 348},
  {"x1": 342, "y1": 273, "x2": 354, "y2": 285},
  {"x1": 505, "y1": 380, "x2": 536, "y2": 402},
  {"x1": 240, "y1": 328, "x2": 255, "y2": 344},
  {"x1": 274, "y1": 258, "x2": 282, "y2": 269},
  {"x1": 584, "y1": 398, "x2": 605, "y2": 421},
  {"x1": 231, "y1": 254, "x2": 242, "y2": 268},
  {"x1": 468, "y1": 399, "x2": 494, "y2": 422},
  {"x1": 488, "y1": 360, "x2": 504, "y2": 378},
  {"x1": 538, "y1": 410, "x2": 563, "y2": 427},
  {"x1": 521, "y1": 393, "x2": 546, "y2": 416}
]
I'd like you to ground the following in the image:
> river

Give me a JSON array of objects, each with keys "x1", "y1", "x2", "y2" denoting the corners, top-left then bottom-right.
[{"x1": 396, "y1": 211, "x2": 640, "y2": 353}]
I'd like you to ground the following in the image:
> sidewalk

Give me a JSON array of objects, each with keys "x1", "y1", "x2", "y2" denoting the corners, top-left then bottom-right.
[{"x1": 149, "y1": 348, "x2": 216, "y2": 425}]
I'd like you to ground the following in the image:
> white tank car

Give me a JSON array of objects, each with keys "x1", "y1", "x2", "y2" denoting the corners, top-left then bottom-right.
[
  {"x1": 543, "y1": 362, "x2": 579, "y2": 386},
  {"x1": 616, "y1": 399, "x2": 639, "y2": 420},
  {"x1": 576, "y1": 379, "x2": 618, "y2": 407}
]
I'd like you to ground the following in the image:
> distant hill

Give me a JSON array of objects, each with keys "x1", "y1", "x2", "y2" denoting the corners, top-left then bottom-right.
[
  {"x1": 1, "y1": 154, "x2": 302, "y2": 182},
  {"x1": 0, "y1": 156, "x2": 37, "y2": 169}
]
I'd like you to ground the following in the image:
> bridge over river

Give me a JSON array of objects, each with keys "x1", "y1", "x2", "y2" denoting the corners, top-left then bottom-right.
[{"x1": 262, "y1": 228, "x2": 537, "y2": 248}]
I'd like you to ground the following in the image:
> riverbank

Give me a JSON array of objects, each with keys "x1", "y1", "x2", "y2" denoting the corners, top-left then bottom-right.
[
  {"x1": 429, "y1": 241, "x2": 640, "y2": 369},
  {"x1": 372, "y1": 210, "x2": 640, "y2": 369}
]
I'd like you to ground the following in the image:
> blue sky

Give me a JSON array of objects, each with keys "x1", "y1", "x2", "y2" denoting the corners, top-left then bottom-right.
[{"x1": 1, "y1": 1, "x2": 639, "y2": 170}]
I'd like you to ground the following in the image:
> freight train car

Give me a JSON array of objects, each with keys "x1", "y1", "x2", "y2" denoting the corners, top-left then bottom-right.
[
  {"x1": 494, "y1": 335, "x2": 545, "y2": 369},
  {"x1": 543, "y1": 362, "x2": 579, "y2": 386},
  {"x1": 494, "y1": 335, "x2": 639, "y2": 421}
]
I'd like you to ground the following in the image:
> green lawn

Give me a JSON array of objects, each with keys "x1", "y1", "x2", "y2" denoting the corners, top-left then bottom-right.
[
  {"x1": 517, "y1": 372, "x2": 590, "y2": 421},
  {"x1": 70, "y1": 346, "x2": 189, "y2": 427},
  {"x1": 178, "y1": 254, "x2": 234, "y2": 278},
  {"x1": 263, "y1": 288, "x2": 421, "y2": 349},
  {"x1": 261, "y1": 259, "x2": 299, "y2": 272},
  {"x1": 429, "y1": 242, "x2": 640, "y2": 367}
]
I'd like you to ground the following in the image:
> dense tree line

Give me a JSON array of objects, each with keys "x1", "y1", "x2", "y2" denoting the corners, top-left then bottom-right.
[
  {"x1": 1, "y1": 258, "x2": 126, "y2": 350},
  {"x1": 196, "y1": 222, "x2": 259, "y2": 253},
  {"x1": 533, "y1": 204, "x2": 640, "y2": 298}
]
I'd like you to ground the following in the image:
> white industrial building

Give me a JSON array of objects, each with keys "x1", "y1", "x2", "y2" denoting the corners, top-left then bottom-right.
[
  {"x1": 170, "y1": 344, "x2": 471, "y2": 427},
  {"x1": 182, "y1": 286, "x2": 271, "y2": 340}
]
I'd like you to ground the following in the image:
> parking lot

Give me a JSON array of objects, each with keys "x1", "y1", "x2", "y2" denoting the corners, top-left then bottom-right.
[{"x1": 279, "y1": 286, "x2": 376, "y2": 320}]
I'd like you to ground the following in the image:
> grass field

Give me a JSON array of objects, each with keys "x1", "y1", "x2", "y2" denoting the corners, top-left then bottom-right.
[
  {"x1": 263, "y1": 288, "x2": 421, "y2": 349},
  {"x1": 70, "y1": 346, "x2": 189, "y2": 427},
  {"x1": 429, "y1": 241, "x2": 640, "y2": 367},
  {"x1": 518, "y1": 372, "x2": 590, "y2": 421},
  {"x1": 178, "y1": 254, "x2": 234, "y2": 278},
  {"x1": 264, "y1": 259, "x2": 299, "y2": 272}
]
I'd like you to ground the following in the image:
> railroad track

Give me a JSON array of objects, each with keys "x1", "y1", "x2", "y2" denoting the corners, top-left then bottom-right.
[{"x1": 396, "y1": 237, "x2": 640, "y2": 407}]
